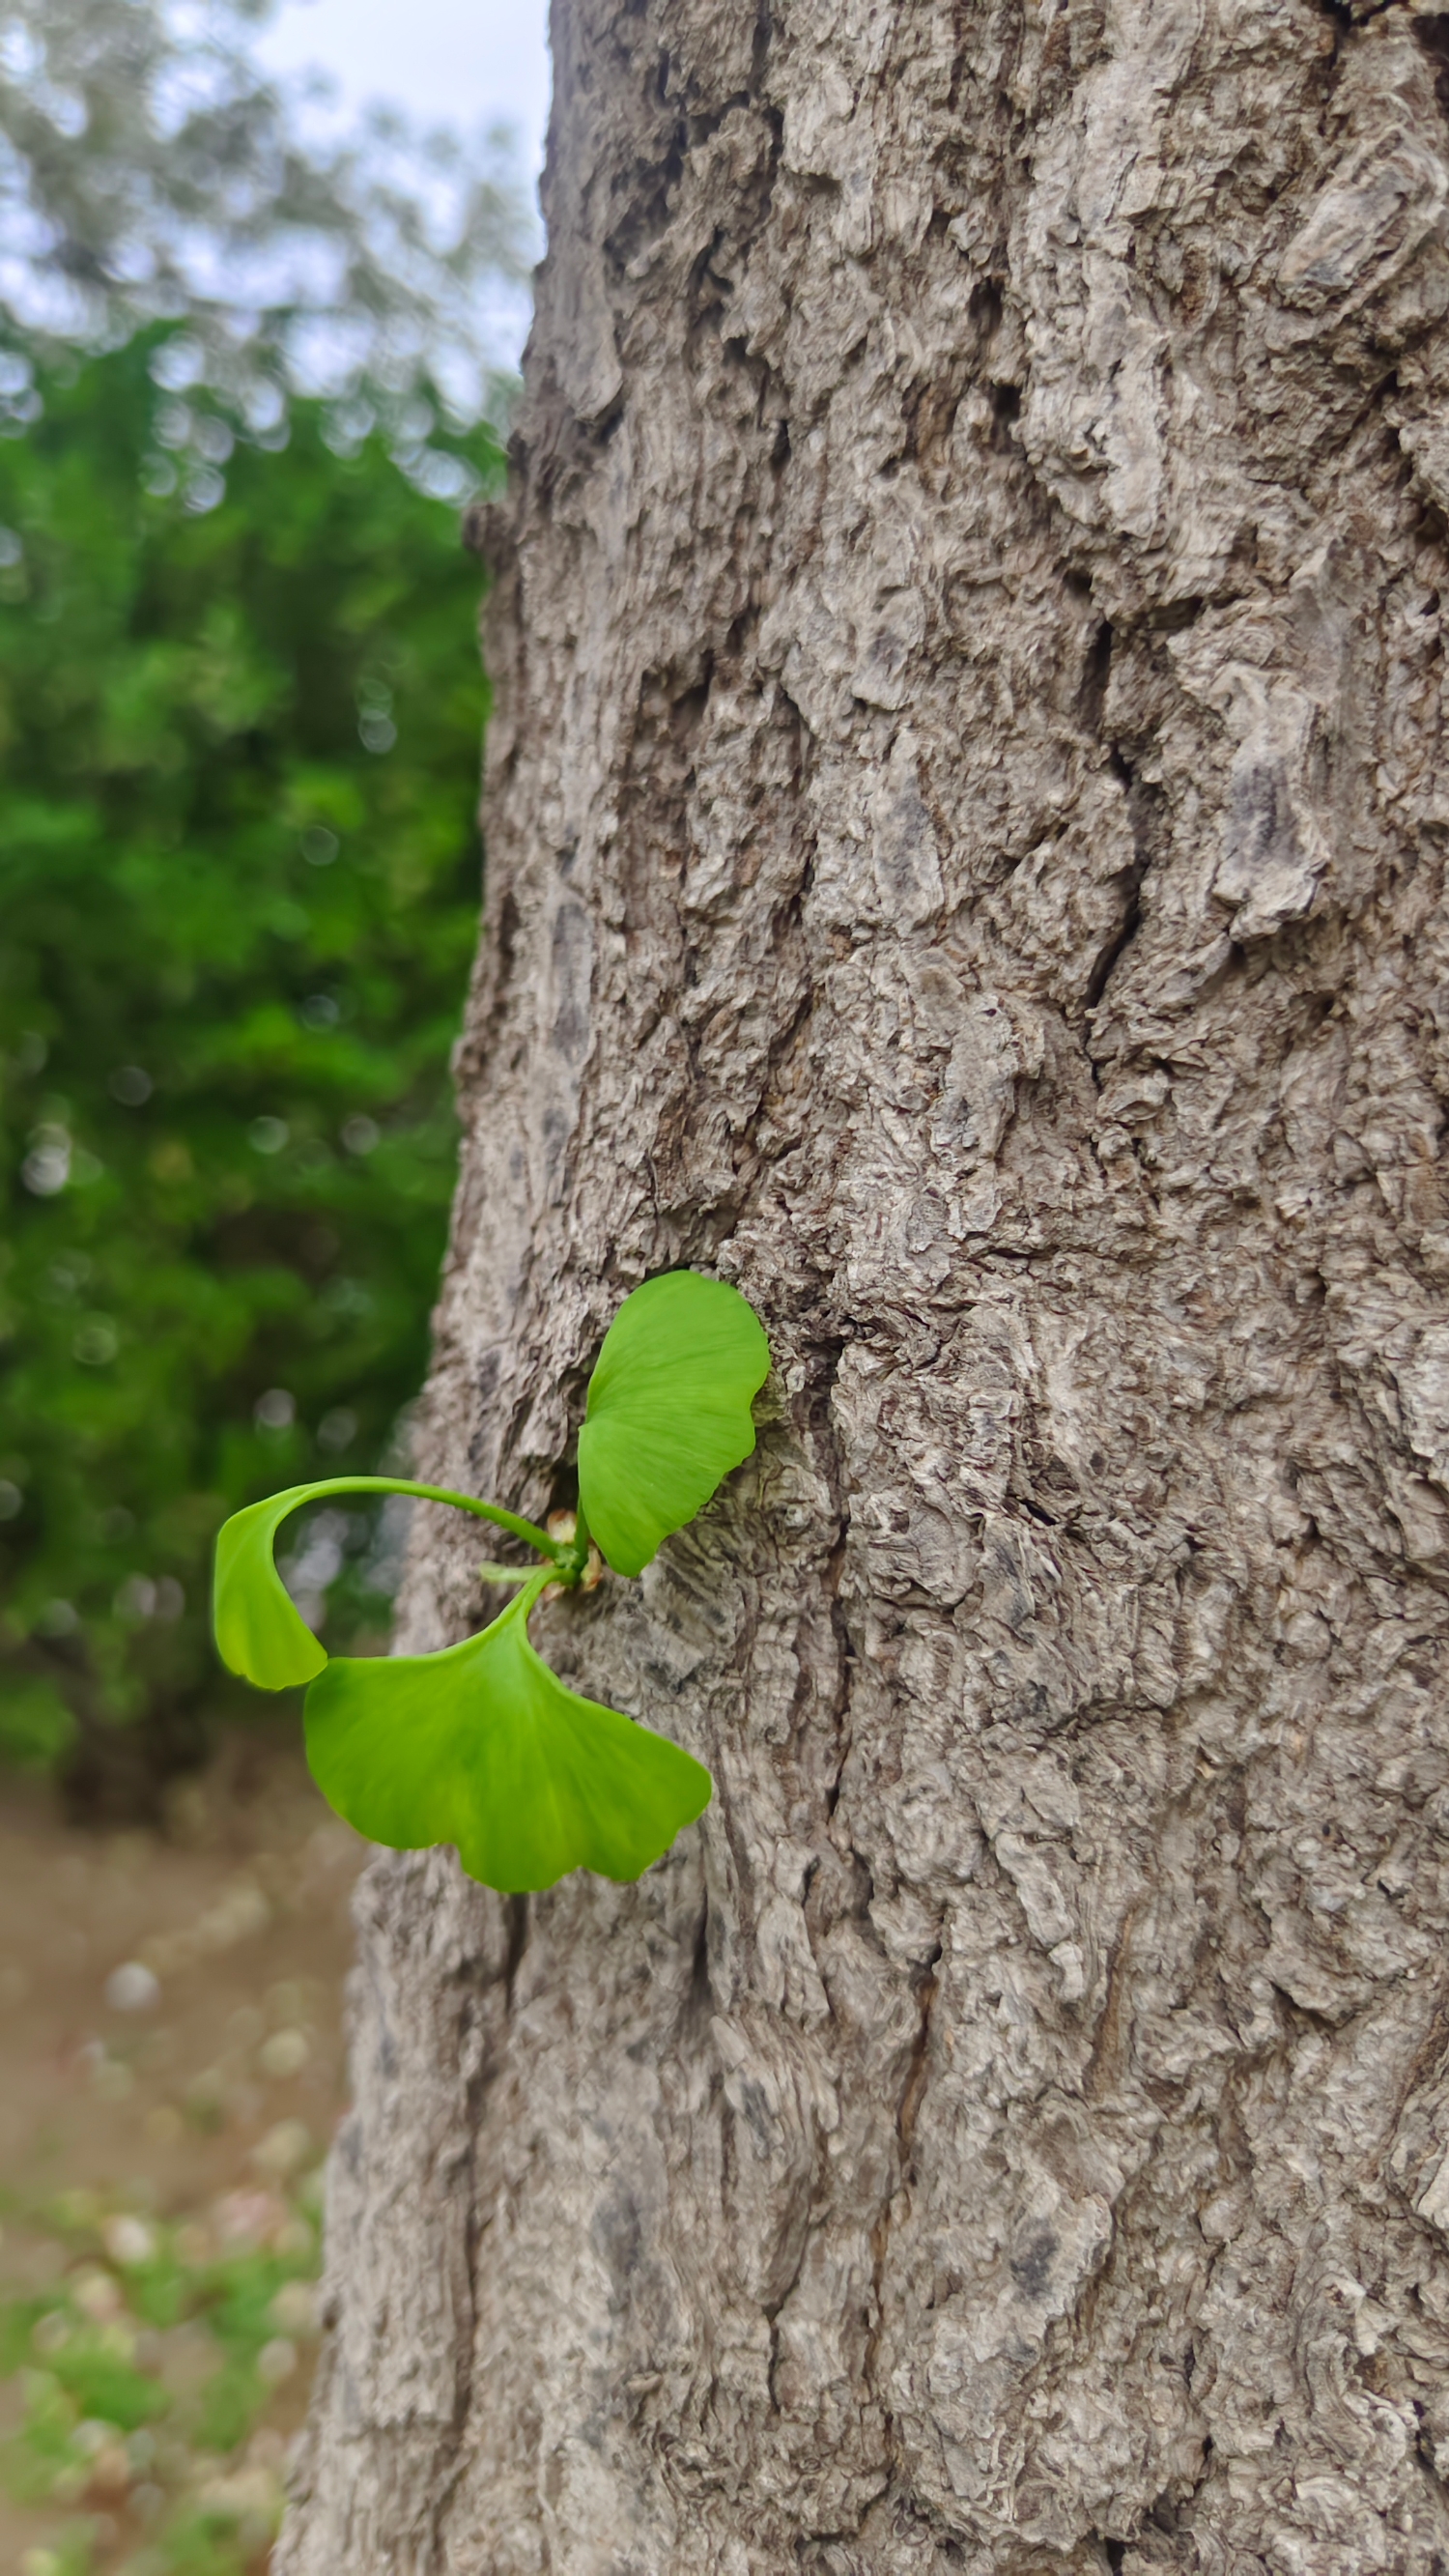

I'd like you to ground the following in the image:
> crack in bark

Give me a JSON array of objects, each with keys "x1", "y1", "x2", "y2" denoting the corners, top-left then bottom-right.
[{"x1": 864, "y1": 1947, "x2": 942, "y2": 2446}]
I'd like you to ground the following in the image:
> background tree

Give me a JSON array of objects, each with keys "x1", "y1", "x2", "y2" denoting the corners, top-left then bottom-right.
[
  {"x1": 0, "y1": 0, "x2": 531, "y2": 1803},
  {"x1": 0, "y1": 333, "x2": 500, "y2": 1802},
  {"x1": 0, "y1": 0, "x2": 531, "y2": 417},
  {"x1": 278, "y1": 0, "x2": 1449, "y2": 2566}
]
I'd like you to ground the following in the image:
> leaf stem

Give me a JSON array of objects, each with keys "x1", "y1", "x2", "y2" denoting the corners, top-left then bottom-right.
[
  {"x1": 509, "y1": 1564, "x2": 558, "y2": 1623},
  {"x1": 571, "y1": 1495, "x2": 592, "y2": 1564},
  {"x1": 287, "y1": 1476, "x2": 569, "y2": 1566}
]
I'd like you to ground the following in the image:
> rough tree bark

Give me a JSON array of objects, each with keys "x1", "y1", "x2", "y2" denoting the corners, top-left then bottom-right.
[{"x1": 279, "y1": 0, "x2": 1449, "y2": 2564}]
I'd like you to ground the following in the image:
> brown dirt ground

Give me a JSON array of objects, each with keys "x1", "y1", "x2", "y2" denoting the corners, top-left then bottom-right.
[{"x1": 0, "y1": 1725, "x2": 364, "y2": 2572}]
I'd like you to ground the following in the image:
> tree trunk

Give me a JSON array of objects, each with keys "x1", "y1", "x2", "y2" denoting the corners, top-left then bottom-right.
[{"x1": 278, "y1": 0, "x2": 1449, "y2": 2564}]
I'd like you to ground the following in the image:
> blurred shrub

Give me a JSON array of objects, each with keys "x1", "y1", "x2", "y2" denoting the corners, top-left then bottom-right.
[{"x1": 0, "y1": 328, "x2": 498, "y2": 1789}]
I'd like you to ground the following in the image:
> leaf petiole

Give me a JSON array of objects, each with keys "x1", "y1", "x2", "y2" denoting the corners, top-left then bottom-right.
[
  {"x1": 481, "y1": 1503, "x2": 598, "y2": 1593},
  {"x1": 213, "y1": 1475, "x2": 578, "y2": 1693},
  {"x1": 566, "y1": 1496, "x2": 593, "y2": 1580},
  {"x1": 292, "y1": 1475, "x2": 571, "y2": 1565},
  {"x1": 510, "y1": 1564, "x2": 557, "y2": 1619}
]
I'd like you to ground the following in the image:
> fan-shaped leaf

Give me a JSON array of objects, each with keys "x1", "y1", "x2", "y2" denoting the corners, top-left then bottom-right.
[
  {"x1": 213, "y1": 1483, "x2": 338, "y2": 1689},
  {"x1": 303, "y1": 1574, "x2": 712, "y2": 1891},
  {"x1": 578, "y1": 1273, "x2": 770, "y2": 1576},
  {"x1": 213, "y1": 1475, "x2": 563, "y2": 1690}
]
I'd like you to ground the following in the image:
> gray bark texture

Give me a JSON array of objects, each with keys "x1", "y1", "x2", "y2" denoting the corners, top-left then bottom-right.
[{"x1": 278, "y1": 0, "x2": 1449, "y2": 2565}]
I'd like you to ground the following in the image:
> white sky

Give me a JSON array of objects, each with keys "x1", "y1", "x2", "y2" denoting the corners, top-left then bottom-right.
[{"x1": 253, "y1": 0, "x2": 553, "y2": 178}]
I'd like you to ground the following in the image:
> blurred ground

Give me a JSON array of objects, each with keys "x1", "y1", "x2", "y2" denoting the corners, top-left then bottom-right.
[{"x1": 0, "y1": 1729, "x2": 364, "y2": 2576}]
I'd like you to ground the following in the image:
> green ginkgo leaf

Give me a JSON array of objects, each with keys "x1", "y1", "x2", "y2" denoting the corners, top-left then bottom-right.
[
  {"x1": 213, "y1": 1475, "x2": 565, "y2": 1690},
  {"x1": 578, "y1": 1273, "x2": 770, "y2": 1577},
  {"x1": 303, "y1": 1569, "x2": 711, "y2": 1891},
  {"x1": 211, "y1": 1277, "x2": 765, "y2": 1894},
  {"x1": 214, "y1": 1483, "x2": 337, "y2": 1689}
]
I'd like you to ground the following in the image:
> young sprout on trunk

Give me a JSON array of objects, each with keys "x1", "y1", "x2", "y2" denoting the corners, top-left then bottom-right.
[{"x1": 213, "y1": 1272, "x2": 770, "y2": 1892}]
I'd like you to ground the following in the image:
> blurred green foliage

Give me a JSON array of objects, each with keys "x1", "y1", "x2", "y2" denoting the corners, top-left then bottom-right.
[{"x1": 0, "y1": 328, "x2": 497, "y2": 1789}]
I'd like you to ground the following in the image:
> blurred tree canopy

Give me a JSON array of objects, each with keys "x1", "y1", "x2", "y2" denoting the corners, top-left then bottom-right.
[
  {"x1": 0, "y1": 0, "x2": 534, "y2": 416},
  {"x1": 0, "y1": 329, "x2": 501, "y2": 1799}
]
